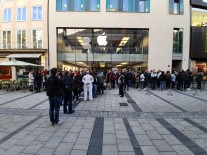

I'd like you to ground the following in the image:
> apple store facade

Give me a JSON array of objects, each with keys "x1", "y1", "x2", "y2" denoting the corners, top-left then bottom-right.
[{"x1": 57, "y1": 28, "x2": 148, "y2": 70}]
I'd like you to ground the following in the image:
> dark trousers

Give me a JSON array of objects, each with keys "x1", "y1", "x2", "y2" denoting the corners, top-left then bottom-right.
[
  {"x1": 98, "y1": 83, "x2": 104, "y2": 94},
  {"x1": 63, "y1": 90, "x2": 73, "y2": 113},
  {"x1": 49, "y1": 97, "x2": 62, "y2": 124},
  {"x1": 73, "y1": 90, "x2": 79, "y2": 101},
  {"x1": 119, "y1": 84, "x2": 124, "y2": 96}
]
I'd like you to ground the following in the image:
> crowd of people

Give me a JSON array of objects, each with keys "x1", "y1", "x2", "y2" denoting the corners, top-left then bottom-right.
[{"x1": 28, "y1": 67, "x2": 206, "y2": 126}]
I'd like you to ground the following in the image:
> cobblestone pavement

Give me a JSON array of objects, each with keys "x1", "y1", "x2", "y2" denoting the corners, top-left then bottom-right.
[{"x1": 0, "y1": 87, "x2": 207, "y2": 155}]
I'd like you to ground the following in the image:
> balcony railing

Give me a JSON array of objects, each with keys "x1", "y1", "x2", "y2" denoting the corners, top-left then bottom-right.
[{"x1": 0, "y1": 42, "x2": 48, "y2": 50}]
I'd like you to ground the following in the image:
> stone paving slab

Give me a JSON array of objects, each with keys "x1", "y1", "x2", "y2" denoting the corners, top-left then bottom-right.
[{"x1": 0, "y1": 88, "x2": 207, "y2": 154}]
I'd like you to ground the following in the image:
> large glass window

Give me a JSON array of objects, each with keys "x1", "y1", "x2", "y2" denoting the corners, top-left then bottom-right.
[
  {"x1": 56, "y1": 0, "x2": 100, "y2": 12},
  {"x1": 32, "y1": 6, "x2": 42, "y2": 20},
  {"x1": 3, "y1": 31, "x2": 11, "y2": 49},
  {"x1": 107, "y1": 0, "x2": 150, "y2": 12},
  {"x1": 17, "y1": 30, "x2": 26, "y2": 48},
  {"x1": 173, "y1": 28, "x2": 183, "y2": 53},
  {"x1": 169, "y1": 0, "x2": 184, "y2": 15},
  {"x1": 3, "y1": 8, "x2": 11, "y2": 22},
  {"x1": 33, "y1": 29, "x2": 43, "y2": 48},
  {"x1": 57, "y1": 28, "x2": 149, "y2": 70},
  {"x1": 17, "y1": 7, "x2": 26, "y2": 21}
]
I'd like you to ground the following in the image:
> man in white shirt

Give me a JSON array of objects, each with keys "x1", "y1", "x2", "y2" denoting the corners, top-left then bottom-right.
[
  {"x1": 28, "y1": 70, "x2": 34, "y2": 91},
  {"x1": 82, "y1": 71, "x2": 94, "y2": 101}
]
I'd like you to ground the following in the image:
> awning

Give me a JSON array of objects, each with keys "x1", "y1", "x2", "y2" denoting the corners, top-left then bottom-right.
[{"x1": 6, "y1": 54, "x2": 42, "y2": 58}]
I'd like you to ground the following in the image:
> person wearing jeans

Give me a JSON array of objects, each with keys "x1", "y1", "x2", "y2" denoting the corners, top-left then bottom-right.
[
  {"x1": 45, "y1": 68, "x2": 65, "y2": 126},
  {"x1": 49, "y1": 97, "x2": 62, "y2": 125}
]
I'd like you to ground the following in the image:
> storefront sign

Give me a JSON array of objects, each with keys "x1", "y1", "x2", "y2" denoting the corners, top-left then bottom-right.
[{"x1": 41, "y1": 55, "x2": 45, "y2": 66}]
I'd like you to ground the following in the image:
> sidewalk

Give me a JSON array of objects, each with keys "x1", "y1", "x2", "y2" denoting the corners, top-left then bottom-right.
[{"x1": 0, "y1": 87, "x2": 206, "y2": 155}]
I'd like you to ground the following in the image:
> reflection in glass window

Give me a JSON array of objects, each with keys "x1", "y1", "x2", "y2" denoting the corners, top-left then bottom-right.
[
  {"x1": 89, "y1": 0, "x2": 100, "y2": 11},
  {"x1": 57, "y1": 28, "x2": 149, "y2": 70},
  {"x1": 74, "y1": 0, "x2": 84, "y2": 11},
  {"x1": 33, "y1": 30, "x2": 43, "y2": 48},
  {"x1": 3, "y1": 8, "x2": 11, "y2": 22},
  {"x1": 106, "y1": 0, "x2": 117, "y2": 11},
  {"x1": 3, "y1": 30, "x2": 11, "y2": 49},
  {"x1": 169, "y1": 0, "x2": 184, "y2": 15},
  {"x1": 173, "y1": 28, "x2": 183, "y2": 53},
  {"x1": 32, "y1": 6, "x2": 42, "y2": 20},
  {"x1": 107, "y1": 0, "x2": 150, "y2": 12},
  {"x1": 17, "y1": 30, "x2": 26, "y2": 48},
  {"x1": 17, "y1": 7, "x2": 26, "y2": 21}
]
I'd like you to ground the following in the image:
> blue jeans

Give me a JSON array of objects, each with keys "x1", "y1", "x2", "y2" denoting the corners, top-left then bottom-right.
[
  {"x1": 92, "y1": 84, "x2": 97, "y2": 98},
  {"x1": 49, "y1": 97, "x2": 62, "y2": 124}
]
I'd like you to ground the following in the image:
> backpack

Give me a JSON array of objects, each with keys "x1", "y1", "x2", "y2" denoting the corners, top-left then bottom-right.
[{"x1": 45, "y1": 78, "x2": 57, "y2": 98}]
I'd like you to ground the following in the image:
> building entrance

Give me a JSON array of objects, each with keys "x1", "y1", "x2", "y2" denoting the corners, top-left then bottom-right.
[{"x1": 57, "y1": 28, "x2": 149, "y2": 71}]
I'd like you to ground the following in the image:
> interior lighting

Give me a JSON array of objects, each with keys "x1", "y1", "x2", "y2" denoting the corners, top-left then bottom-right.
[
  {"x1": 119, "y1": 37, "x2": 130, "y2": 46},
  {"x1": 77, "y1": 37, "x2": 84, "y2": 45},
  {"x1": 121, "y1": 62, "x2": 128, "y2": 65},
  {"x1": 100, "y1": 62, "x2": 105, "y2": 67},
  {"x1": 116, "y1": 65, "x2": 122, "y2": 67}
]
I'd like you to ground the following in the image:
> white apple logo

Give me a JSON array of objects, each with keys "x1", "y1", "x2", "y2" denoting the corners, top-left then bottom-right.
[{"x1": 97, "y1": 32, "x2": 107, "y2": 46}]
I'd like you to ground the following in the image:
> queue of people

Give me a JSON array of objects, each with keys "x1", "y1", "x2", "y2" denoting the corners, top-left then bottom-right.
[{"x1": 42, "y1": 67, "x2": 205, "y2": 126}]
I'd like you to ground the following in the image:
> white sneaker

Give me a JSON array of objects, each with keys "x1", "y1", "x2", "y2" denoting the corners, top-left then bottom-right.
[
  {"x1": 187, "y1": 88, "x2": 191, "y2": 91},
  {"x1": 54, "y1": 120, "x2": 64, "y2": 126}
]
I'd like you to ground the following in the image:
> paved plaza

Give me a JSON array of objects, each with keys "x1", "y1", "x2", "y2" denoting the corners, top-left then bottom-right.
[{"x1": 0, "y1": 87, "x2": 207, "y2": 155}]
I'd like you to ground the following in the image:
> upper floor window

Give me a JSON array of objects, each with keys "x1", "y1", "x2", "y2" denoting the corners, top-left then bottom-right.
[
  {"x1": 32, "y1": 6, "x2": 42, "y2": 20},
  {"x1": 17, "y1": 7, "x2": 26, "y2": 21},
  {"x1": 3, "y1": 8, "x2": 11, "y2": 22},
  {"x1": 33, "y1": 29, "x2": 43, "y2": 48},
  {"x1": 17, "y1": 30, "x2": 26, "y2": 49},
  {"x1": 173, "y1": 28, "x2": 183, "y2": 53},
  {"x1": 56, "y1": 0, "x2": 100, "y2": 12},
  {"x1": 169, "y1": 0, "x2": 184, "y2": 15},
  {"x1": 106, "y1": 0, "x2": 150, "y2": 12},
  {"x1": 2, "y1": 30, "x2": 11, "y2": 49}
]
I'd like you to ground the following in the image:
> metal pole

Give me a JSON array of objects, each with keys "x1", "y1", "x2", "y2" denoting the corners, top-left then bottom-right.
[
  {"x1": 193, "y1": 82, "x2": 199, "y2": 96},
  {"x1": 146, "y1": 81, "x2": 151, "y2": 95},
  {"x1": 167, "y1": 82, "x2": 173, "y2": 96}
]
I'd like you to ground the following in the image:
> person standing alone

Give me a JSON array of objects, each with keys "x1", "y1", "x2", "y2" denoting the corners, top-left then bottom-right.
[{"x1": 45, "y1": 68, "x2": 64, "y2": 126}]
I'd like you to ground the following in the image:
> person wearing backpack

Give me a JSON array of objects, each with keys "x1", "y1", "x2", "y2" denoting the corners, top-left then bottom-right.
[
  {"x1": 62, "y1": 71, "x2": 74, "y2": 114},
  {"x1": 45, "y1": 68, "x2": 65, "y2": 126}
]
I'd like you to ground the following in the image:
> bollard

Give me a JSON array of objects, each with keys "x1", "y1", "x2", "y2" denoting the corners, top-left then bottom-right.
[
  {"x1": 201, "y1": 80, "x2": 206, "y2": 92},
  {"x1": 182, "y1": 81, "x2": 185, "y2": 92},
  {"x1": 193, "y1": 82, "x2": 199, "y2": 96},
  {"x1": 167, "y1": 83, "x2": 173, "y2": 96},
  {"x1": 145, "y1": 82, "x2": 151, "y2": 95}
]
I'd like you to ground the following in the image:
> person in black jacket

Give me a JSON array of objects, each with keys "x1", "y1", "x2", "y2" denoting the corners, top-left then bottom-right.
[
  {"x1": 34, "y1": 71, "x2": 42, "y2": 93},
  {"x1": 62, "y1": 71, "x2": 74, "y2": 114},
  {"x1": 118, "y1": 71, "x2": 124, "y2": 97},
  {"x1": 73, "y1": 73, "x2": 81, "y2": 104},
  {"x1": 45, "y1": 68, "x2": 65, "y2": 126}
]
